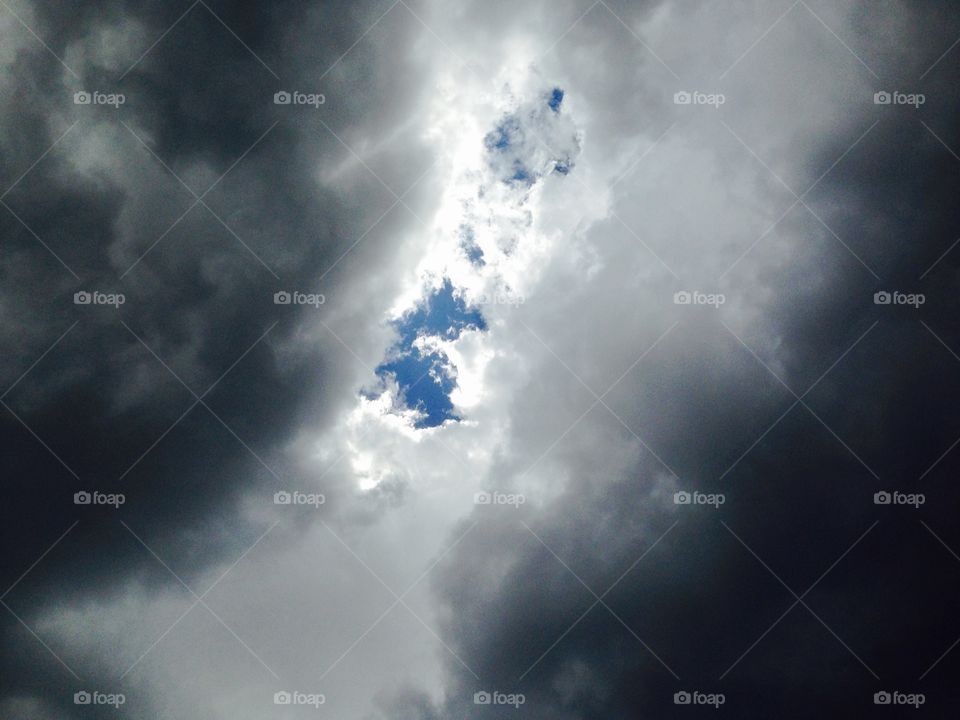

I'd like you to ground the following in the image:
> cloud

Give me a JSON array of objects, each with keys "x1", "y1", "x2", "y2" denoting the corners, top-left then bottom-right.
[{"x1": 2, "y1": 0, "x2": 960, "y2": 718}]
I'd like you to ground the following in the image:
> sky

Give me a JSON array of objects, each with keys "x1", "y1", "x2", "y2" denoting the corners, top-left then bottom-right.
[{"x1": 1, "y1": 0, "x2": 960, "y2": 717}]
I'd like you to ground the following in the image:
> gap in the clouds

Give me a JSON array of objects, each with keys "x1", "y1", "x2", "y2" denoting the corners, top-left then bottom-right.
[
  {"x1": 483, "y1": 86, "x2": 576, "y2": 186},
  {"x1": 484, "y1": 116, "x2": 535, "y2": 188},
  {"x1": 548, "y1": 87, "x2": 564, "y2": 112},
  {"x1": 484, "y1": 114, "x2": 521, "y2": 152},
  {"x1": 510, "y1": 162, "x2": 534, "y2": 186},
  {"x1": 374, "y1": 279, "x2": 486, "y2": 428},
  {"x1": 367, "y1": 84, "x2": 577, "y2": 430}
]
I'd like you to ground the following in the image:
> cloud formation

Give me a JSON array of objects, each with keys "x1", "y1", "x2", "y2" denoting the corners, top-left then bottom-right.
[{"x1": 2, "y1": 1, "x2": 960, "y2": 718}]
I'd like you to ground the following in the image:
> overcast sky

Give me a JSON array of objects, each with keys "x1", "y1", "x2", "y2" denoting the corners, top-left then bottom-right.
[{"x1": 2, "y1": 0, "x2": 960, "y2": 717}]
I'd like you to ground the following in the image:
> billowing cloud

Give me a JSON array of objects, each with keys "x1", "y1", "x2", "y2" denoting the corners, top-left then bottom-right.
[{"x1": 2, "y1": 1, "x2": 959, "y2": 719}]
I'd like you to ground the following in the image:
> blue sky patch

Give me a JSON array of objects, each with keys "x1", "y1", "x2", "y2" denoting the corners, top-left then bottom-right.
[
  {"x1": 375, "y1": 279, "x2": 486, "y2": 428},
  {"x1": 548, "y1": 87, "x2": 564, "y2": 112},
  {"x1": 377, "y1": 350, "x2": 460, "y2": 428},
  {"x1": 510, "y1": 162, "x2": 534, "y2": 186},
  {"x1": 392, "y1": 278, "x2": 486, "y2": 344},
  {"x1": 484, "y1": 115, "x2": 522, "y2": 152},
  {"x1": 484, "y1": 86, "x2": 572, "y2": 186}
]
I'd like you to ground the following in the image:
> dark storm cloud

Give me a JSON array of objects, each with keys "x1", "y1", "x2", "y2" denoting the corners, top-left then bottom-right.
[
  {"x1": 381, "y1": 3, "x2": 960, "y2": 719},
  {"x1": 1, "y1": 0, "x2": 432, "y2": 715}
]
